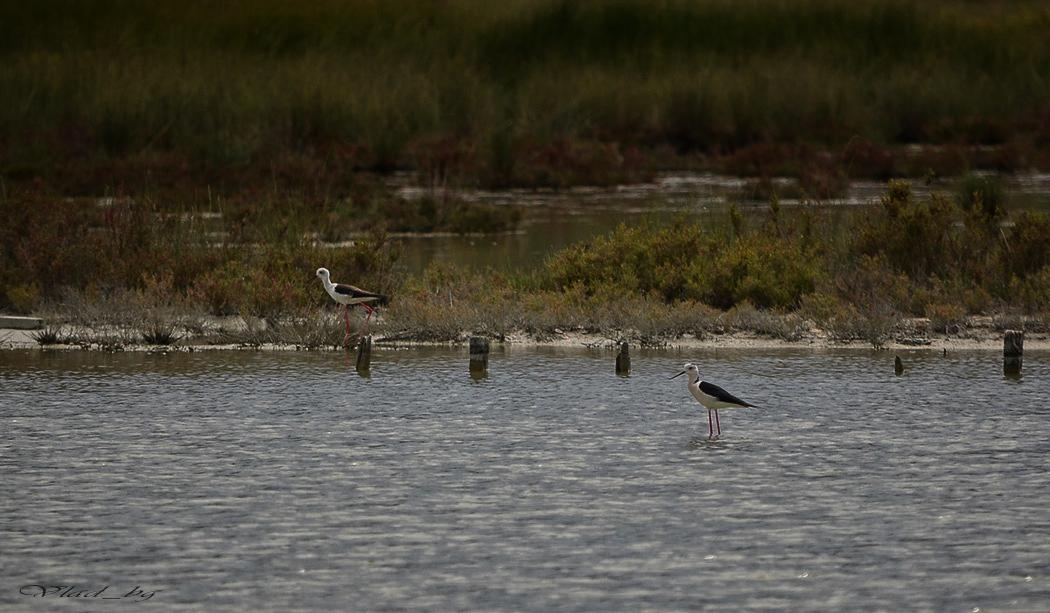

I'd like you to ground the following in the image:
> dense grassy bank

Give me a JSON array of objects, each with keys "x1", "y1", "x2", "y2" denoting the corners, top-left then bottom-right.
[
  {"x1": 4, "y1": 182, "x2": 1049, "y2": 348},
  {"x1": 2, "y1": 0, "x2": 1050, "y2": 198}
]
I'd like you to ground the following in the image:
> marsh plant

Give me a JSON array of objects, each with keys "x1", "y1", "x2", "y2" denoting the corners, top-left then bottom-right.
[
  {"x1": 140, "y1": 311, "x2": 183, "y2": 345},
  {"x1": 30, "y1": 325, "x2": 68, "y2": 346},
  {"x1": 266, "y1": 311, "x2": 348, "y2": 349},
  {"x1": 723, "y1": 303, "x2": 809, "y2": 342},
  {"x1": 4, "y1": 180, "x2": 1050, "y2": 346}
]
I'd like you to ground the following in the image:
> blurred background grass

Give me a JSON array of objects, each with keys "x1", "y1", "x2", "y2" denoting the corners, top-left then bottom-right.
[{"x1": 2, "y1": 0, "x2": 1048, "y2": 192}]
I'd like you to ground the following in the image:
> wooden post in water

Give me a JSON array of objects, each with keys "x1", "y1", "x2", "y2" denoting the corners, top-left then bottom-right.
[
  {"x1": 894, "y1": 355, "x2": 904, "y2": 376},
  {"x1": 469, "y1": 336, "x2": 489, "y2": 375},
  {"x1": 615, "y1": 342, "x2": 631, "y2": 376},
  {"x1": 356, "y1": 335, "x2": 372, "y2": 373},
  {"x1": 1004, "y1": 330, "x2": 1023, "y2": 377}
]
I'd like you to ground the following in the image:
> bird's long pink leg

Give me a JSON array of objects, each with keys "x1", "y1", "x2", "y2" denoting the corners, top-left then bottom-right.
[
  {"x1": 343, "y1": 305, "x2": 351, "y2": 344},
  {"x1": 714, "y1": 410, "x2": 722, "y2": 438},
  {"x1": 360, "y1": 304, "x2": 374, "y2": 338},
  {"x1": 708, "y1": 410, "x2": 715, "y2": 439}
]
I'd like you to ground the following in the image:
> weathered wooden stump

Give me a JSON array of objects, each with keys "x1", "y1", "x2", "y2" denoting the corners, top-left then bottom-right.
[
  {"x1": 1004, "y1": 330, "x2": 1023, "y2": 377},
  {"x1": 356, "y1": 335, "x2": 372, "y2": 373},
  {"x1": 615, "y1": 342, "x2": 631, "y2": 376},
  {"x1": 469, "y1": 336, "x2": 489, "y2": 375},
  {"x1": 894, "y1": 355, "x2": 904, "y2": 376}
]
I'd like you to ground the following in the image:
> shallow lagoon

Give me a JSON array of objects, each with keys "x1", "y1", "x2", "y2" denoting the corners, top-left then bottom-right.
[{"x1": 2, "y1": 347, "x2": 1049, "y2": 611}]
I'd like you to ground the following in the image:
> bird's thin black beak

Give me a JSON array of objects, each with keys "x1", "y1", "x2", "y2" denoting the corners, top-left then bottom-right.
[
  {"x1": 670, "y1": 370, "x2": 686, "y2": 380},
  {"x1": 306, "y1": 272, "x2": 317, "y2": 286}
]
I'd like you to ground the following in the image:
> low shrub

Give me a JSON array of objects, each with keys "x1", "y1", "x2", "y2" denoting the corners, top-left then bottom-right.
[
  {"x1": 925, "y1": 303, "x2": 966, "y2": 334},
  {"x1": 140, "y1": 315, "x2": 182, "y2": 345},
  {"x1": 5, "y1": 282, "x2": 40, "y2": 314},
  {"x1": 706, "y1": 230, "x2": 824, "y2": 310},
  {"x1": 957, "y1": 173, "x2": 1006, "y2": 221},
  {"x1": 30, "y1": 325, "x2": 67, "y2": 345},
  {"x1": 4, "y1": 181, "x2": 1049, "y2": 341}
]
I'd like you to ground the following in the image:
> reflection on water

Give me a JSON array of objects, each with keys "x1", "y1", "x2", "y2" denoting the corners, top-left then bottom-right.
[{"x1": 2, "y1": 347, "x2": 1049, "y2": 611}]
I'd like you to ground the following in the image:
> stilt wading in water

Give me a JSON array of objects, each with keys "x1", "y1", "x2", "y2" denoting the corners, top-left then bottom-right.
[{"x1": 671, "y1": 363, "x2": 759, "y2": 440}]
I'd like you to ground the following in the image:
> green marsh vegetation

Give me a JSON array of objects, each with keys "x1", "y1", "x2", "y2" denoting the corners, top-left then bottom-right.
[
  {"x1": 2, "y1": 0, "x2": 1050, "y2": 344},
  {"x1": 4, "y1": 180, "x2": 1050, "y2": 347}
]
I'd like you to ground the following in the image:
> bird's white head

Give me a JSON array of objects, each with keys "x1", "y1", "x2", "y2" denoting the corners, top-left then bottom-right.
[
  {"x1": 670, "y1": 363, "x2": 700, "y2": 381},
  {"x1": 316, "y1": 267, "x2": 330, "y2": 280}
]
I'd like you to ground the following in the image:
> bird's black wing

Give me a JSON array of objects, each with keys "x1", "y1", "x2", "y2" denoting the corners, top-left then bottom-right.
[
  {"x1": 699, "y1": 380, "x2": 756, "y2": 407},
  {"x1": 334, "y1": 284, "x2": 389, "y2": 305}
]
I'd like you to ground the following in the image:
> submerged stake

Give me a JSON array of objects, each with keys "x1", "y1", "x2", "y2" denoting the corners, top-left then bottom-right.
[
  {"x1": 615, "y1": 342, "x2": 631, "y2": 375},
  {"x1": 1004, "y1": 330, "x2": 1023, "y2": 377},
  {"x1": 356, "y1": 335, "x2": 372, "y2": 372},
  {"x1": 469, "y1": 336, "x2": 489, "y2": 373}
]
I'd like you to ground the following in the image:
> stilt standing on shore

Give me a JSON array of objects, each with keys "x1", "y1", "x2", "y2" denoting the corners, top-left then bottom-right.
[{"x1": 315, "y1": 268, "x2": 389, "y2": 344}]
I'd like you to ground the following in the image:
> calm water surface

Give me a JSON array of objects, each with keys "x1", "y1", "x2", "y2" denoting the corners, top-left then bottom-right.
[{"x1": 2, "y1": 347, "x2": 1049, "y2": 611}]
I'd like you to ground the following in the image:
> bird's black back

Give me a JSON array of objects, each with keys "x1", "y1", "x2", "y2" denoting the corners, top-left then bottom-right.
[{"x1": 698, "y1": 380, "x2": 755, "y2": 407}]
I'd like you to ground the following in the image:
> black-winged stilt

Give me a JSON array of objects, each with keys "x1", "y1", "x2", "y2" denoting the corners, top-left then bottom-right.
[
  {"x1": 671, "y1": 363, "x2": 757, "y2": 439},
  {"x1": 315, "y1": 268, "x2": 389, "y2": 343}
]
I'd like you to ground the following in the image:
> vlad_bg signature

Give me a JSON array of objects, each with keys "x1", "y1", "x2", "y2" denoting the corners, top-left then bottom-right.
[{"x1": 19, "y1": 584, "x2": 159, "y2": 601}]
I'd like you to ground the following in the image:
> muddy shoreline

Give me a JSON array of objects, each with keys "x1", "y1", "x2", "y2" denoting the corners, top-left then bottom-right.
[{"x1": 4, "y1": 318, "x2": 1047, "y2": 353}]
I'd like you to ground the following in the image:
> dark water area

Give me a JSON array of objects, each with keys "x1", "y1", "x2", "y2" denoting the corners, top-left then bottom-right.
[{"x1": 2, "y1": 347, "x2": 1049, "y2": 611}]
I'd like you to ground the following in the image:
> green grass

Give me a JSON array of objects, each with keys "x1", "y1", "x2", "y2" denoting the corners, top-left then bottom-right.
[
  {"x1": 6, "y1": 182, "x2": 1048, "y2": 346},
  {"x1": 2, "y1": 0, "x2": 1049, "y2": 195}
]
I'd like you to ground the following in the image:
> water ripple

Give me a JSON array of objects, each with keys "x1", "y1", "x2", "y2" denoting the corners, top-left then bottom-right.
[{"x1": 2, "y1": 348, "x2": 1049, "y2": 611}]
